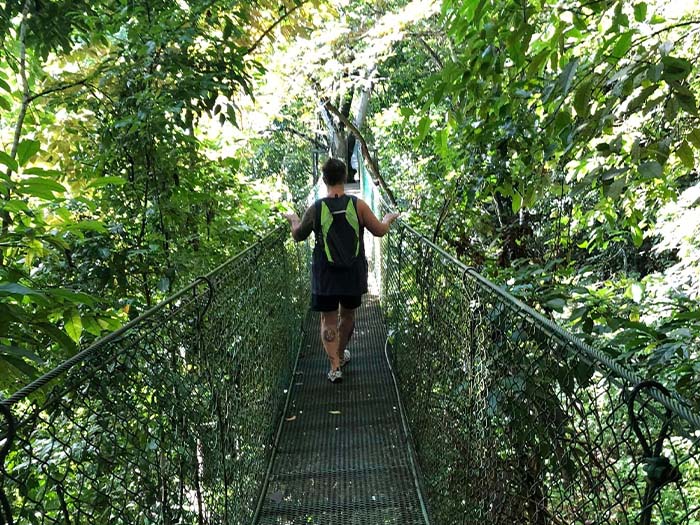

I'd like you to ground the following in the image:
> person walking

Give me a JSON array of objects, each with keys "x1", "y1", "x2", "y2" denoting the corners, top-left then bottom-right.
[{"x1": 284, "y1": 158, "x2": 399, "y2": 382}]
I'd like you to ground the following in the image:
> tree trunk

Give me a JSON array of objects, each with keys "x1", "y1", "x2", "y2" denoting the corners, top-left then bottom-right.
[
  {"x1": 319, "y1": 68, "x2": 376, "y2": 183},
  {"x1": 1, "y1": 0, "x2": 31, "y2": 266}
]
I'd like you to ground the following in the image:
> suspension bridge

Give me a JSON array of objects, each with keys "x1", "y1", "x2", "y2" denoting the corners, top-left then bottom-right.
[{"x1": 1, "y1": 170, "x2": 699, "y2": 525}]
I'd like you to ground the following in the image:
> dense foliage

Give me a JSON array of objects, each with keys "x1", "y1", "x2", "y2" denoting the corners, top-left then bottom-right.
[
  {"x1": 368, "y1": 0, "x2": 700, "y2": 408},
  {"x1": 2, "y1": 0, "x2": 698, "y2": 406},
  {"x1": 0, "y1": 1, "x2": 699, "y2": 523},
  {"x1": 0, "y1": 0, "x2": 324, "y2": 394},
  {"x1": 235, "y1": 0, "x2": 700, "y2": 407}
]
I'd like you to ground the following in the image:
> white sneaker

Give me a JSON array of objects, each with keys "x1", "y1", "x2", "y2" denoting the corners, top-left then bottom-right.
[
  {"x1": 341, "y1": 349, "x2": 351, "y2": 367},
  {"x1": 327, "y1": 368, "x2": 343, "y2": 383}
]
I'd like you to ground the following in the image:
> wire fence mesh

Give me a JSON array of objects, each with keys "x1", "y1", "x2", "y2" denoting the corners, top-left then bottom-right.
[
  {"x1": 3, "y1": 174, "x2": 700, "y2": 525},
  {"x1": 0, "y1": 227, "x2": 310, "y2": 525},
  {"x1": 382, "y1": 221, "x2": 700, "y2": 525}
]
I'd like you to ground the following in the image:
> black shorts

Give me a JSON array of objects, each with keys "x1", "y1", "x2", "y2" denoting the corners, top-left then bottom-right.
[{"x1": 311, "y1": 294, "x2": 362, "y2": 312}]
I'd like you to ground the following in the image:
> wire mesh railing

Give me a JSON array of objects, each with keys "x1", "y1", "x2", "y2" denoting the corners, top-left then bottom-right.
[
  {"x1": 0, "y1": 226, "x2": 309, "y2": 525},
  {"x1": 4, "y1": 159, "x2": 700, "y2": 525},
  {"x1": 382, "y1": 221, "x2": 700, "y2": 525}
]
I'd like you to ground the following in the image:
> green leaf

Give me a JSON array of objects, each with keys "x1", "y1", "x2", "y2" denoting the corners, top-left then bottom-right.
[
  {"x1": 647, "y1": 63, "x2": 663, "y2": 82},
  {"x1": 627, "y1": 85, "x2": 658, "y2": 114},
  {"x1": 528, "y1": 49, "x2": 550, "y2": 76},
  {"x1": 36, "y1": 322, "x2": 77, "y2": 352},
  {"x1": 64, "y1": 309, "x2": 83, "y2": 343},
  {"x1": 613, "y1": 3, "x2": 630, "y2": 29},
  {"x1": 569, "y1": 306, "x2": 588, "y2": 321},
  {"x1": 661, "y1": 56, "x2": 692, "y2": 81},
  {"x1": 545, "y1": 298, "x2": 566, "y2": 312},
  {"x1": 664, "y1": 96, "x2": 680, "y2": 121},
  {"x1": 688, "y1": 129, "x2": 700, "y2": 149},
  {"x1": 611, "y1": 31, "x2": 634, "y2": 59},
  {"x1": 157, "y1": 276, "x2": 170, "y2": 292},
  {"x1": 524, "y1": 186, "x2": 537, "y2": 208},
  {"x1": 0, "y1": 345, "x2": 44, "y2": 363},
  {"x1": 677, "y1": 141, "x2": 694, "y2": 169},
  {"x1": 2, "y1": 355, "x2": 40, "y2": 378},
  {"x1": 630, "y1": 224, "x2": 644, "y2": 247},
  {"x1": 625, "y1": 282, "x2": 644, "y2": 302},
  {"x1": 675, "y1": 311, "x2": 700, "y2": 320},
  {"x1": 0, "y1": 78, "x2": 11, "y2": 93},
  {"x1": 16, "y1": 139, "x2": 41, "y2": 167},
  {"x1": 0, "y1": 151, "x2": 18, "y2": 173},
  {"x1": 1, "y1": 200, "x2": 30, "y2": 213},
  {"x1": 573, "y1": 81, "x2": 592, "y2": 117},
  {"x1": 82, "y1": 316, "x2": 104, "y2": 336},
  {"x1": 0, "y1": 282, "x2": 47, "y2": 300},
  {"x1": 603, "y1": 177, "x2": 626, "y2": 199},
  {"x1": 23, "y1": 167, "x2": 61, "y2": 177},
  {"x1": 558, "y1": 58, "x2": 579, "y2": 97},
  {"x1": 17, "y1": 177, "x2": 66, "y2": 199},
  {"x1": 511, "y1": 191, "x2": 523, "y2": 213},
  {"x1": 472, "y1": 0, "x2": 487, "y2": 24},
  {"x1": 416, "y1": 116, "x2": 431, "y2": 145},
  {"x1": 634, "y1": 3, "x2": 648, "y2": 22},
  {"x1": 638, "y1": 160, "x2": 662, "y2": 179},
  {"x1": 600, "y1": 167, "x2": 627, "y2": 182},
  {"x1": 554, "y1": 108, "x2": 572, "y2": 133},
  {"x1": 62, "y1": 220, "x2": 106, "y2": 234},
  {"x1": 675, "y1": 92, "x2": 698, "y2": 115},
  {"x1": 46, "y1": 288, "x2": 97, "y2": 306},
  {"x1": 0, "y1": 96, "x2": 11, "y2": 111}
]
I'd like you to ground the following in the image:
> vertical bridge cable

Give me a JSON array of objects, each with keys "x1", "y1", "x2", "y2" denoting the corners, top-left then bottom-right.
[{"x1": 193, "y1": 276, "x2": 215, "y2": 329}]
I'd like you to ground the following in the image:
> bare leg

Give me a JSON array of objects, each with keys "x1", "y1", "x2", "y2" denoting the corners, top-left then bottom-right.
[
  {"x1": 320, "y1": 310, "x2": 341, "y2": 370},
  {"x1": 338, "y1": 305, "x2": 356, "y2": 362}
]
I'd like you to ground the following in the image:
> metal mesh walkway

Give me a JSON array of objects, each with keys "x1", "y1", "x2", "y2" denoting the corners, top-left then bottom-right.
[{"x1": 257, "y1": 296, "x2": 429, "y2": 525}]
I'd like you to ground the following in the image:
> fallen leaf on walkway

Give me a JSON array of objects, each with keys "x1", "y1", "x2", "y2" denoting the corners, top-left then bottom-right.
[
  {"x1": 285, "y1": 415, "x2": 297, "y2": 421},
  {"x1": 329, "y1": 410, "x2": 341, "y2": 415}
]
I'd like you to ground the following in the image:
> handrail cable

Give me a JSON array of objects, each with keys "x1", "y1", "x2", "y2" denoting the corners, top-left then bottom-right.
[
  {"x1": 398, "y1": 220, "x2": 700, "y2": 431},
  {"x1": 1, "y1": 225, "x2": 286, "y2": 409}
]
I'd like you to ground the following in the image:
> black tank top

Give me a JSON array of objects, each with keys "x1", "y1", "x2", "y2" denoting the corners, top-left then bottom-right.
[{"x1": 311, "y1": 195, "x2": 368, "y2": 296}]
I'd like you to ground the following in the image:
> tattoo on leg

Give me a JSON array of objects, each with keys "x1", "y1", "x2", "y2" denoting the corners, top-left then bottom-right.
[{"x1": 323, "y1": 328, "x2": 337, "y2": 342}]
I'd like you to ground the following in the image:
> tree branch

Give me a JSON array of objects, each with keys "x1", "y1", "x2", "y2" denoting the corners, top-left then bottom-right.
[
  {"x1": 27, "y1": 77, "x2": 89, "y2": 103},
  {"x1": 416, "y1": 36, "x2": 443, "y2": 69},
  {"x1": 246, "y1": 1, "x2": 310, "y2": 55},
  {"x1": 267, "y1": 125, "x2": 327, "y2": 150},
  {"x1": 323, "y1": 99, "x2": 397, "y2": 207},
  {"x1": 1, "y1": 0, "x2": 31, "y2": 264}
]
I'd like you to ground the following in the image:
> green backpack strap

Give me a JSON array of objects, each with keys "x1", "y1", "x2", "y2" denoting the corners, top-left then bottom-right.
[
  {"x1": 320, "y1": 201, "x2": 334, "y2": 263},
  {"x1": 345, "y1": 197, "x2": 360, "y2": 257}
]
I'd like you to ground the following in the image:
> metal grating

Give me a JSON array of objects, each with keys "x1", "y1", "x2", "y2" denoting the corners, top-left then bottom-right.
[{"x1": 257, "y1": 296, "x2": 429, "y2": 525}]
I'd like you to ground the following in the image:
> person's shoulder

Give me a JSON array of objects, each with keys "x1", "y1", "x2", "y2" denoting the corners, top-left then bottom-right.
[{"x1": 356, "y1": 197, "x2": 373, "y2": 213}]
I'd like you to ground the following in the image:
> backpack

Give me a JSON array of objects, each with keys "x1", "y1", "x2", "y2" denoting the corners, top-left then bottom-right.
[{"x1": 316, "y1": 195, "x2": 361, "y2": 269}]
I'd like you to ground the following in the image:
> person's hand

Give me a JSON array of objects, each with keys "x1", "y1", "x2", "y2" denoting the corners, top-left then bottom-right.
[
  {"x1": 283, "y1": 212, "x2": 300, "y2": 224},
  {"x1": 383, "y1": 212, "x2": 400, "y2": 224}
]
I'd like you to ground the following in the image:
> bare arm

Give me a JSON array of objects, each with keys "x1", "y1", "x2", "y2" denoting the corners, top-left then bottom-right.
[
  {"x1": 284, "y1": 205, "x2": 314, "y2": 242},
  {"x1": 357, "y1": 199, "x2": 399, "y2": 237}
]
